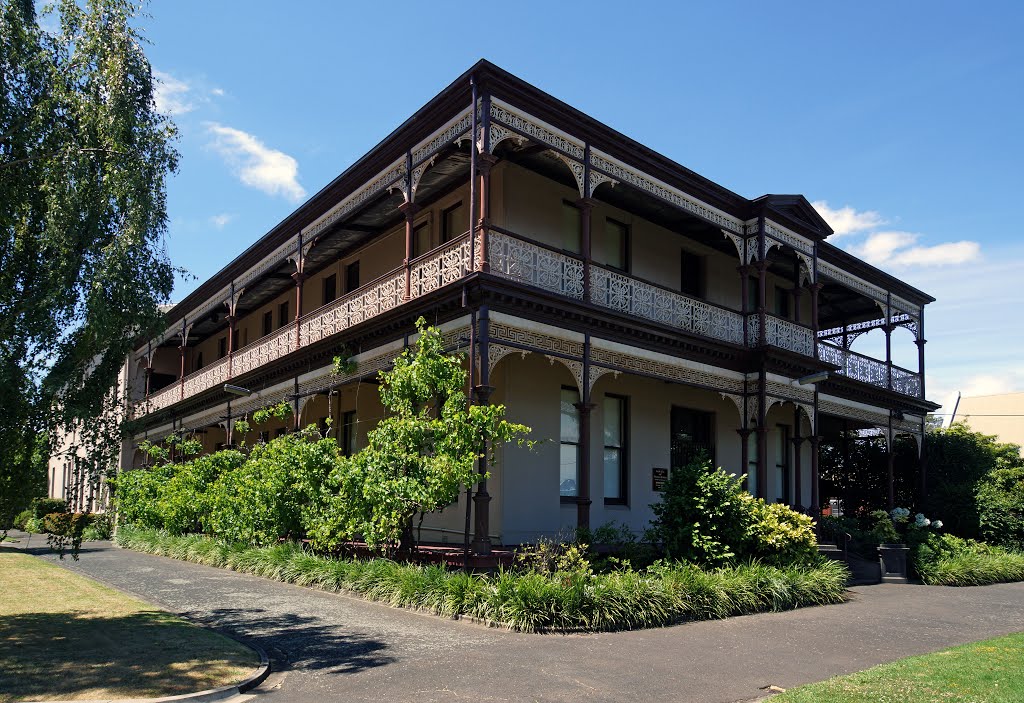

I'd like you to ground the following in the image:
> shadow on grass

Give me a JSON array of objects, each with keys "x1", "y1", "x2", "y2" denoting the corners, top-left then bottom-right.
[
  {"x1": 0, "y1": 610, "x2": 256, "y2": 702},
  {"x1": 179, "y1": 607, "x2": 395, "y2": 674}
]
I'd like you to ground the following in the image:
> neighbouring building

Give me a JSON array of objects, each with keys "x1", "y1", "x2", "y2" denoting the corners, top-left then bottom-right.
[
  {"x1": 52, "y1": 61, "x2": 938, "y2": 548},
  {"x1": 946, "y1": 392, "x2": 1024, "y2": 456}
]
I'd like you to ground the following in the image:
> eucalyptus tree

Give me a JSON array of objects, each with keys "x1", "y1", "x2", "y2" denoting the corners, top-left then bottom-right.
[{"x1": 1, "y1": 0, "x2": 177, "y2": 526}]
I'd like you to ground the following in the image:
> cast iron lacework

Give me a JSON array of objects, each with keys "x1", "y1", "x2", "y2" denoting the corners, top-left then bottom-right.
[
  {"x1": 817, "y1": 342, "x2": 923, "y2": 398},
  {"x1": 411, "y1": 107, "x2": 472, "y2": 165},
  {"x1": 410, "y1": 235, "x2": 472, "y2": 297},
  {"x1": 304, "y1": 157, "x2": 407, "y2": 239},
  {"x1": 589, "y1": 265, "x2": 744, "y2": 345},
  {"x1": 300, "y1": 271, "x2": 404, "y2": 345},
  {"x1": 232, "y1": 322, "x2": 296, "y2": 376},
  {"x1": 747, "y1": 314, "x2": 815, "y2": 356},
  {"x1": 590, "y1": 148, "x2": 744, "y2": 233},
  {"x1": 489, "y1": 98, "x2": 585, "y2": 159},
  {"x1": 488, "y1": 231, "x2": 585, "y2": 299}
]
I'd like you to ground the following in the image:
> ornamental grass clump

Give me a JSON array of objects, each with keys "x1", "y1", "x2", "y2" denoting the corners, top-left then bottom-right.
[
  {"x1": 913, "y1": 533, "x2": 1024, "y2": 586},
  {"x1": 115, "y1": 526, "x2": 848, "y2": 633}
]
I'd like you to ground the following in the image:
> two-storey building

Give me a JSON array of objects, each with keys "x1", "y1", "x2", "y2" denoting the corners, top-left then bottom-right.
[{"x1": 107, "y1": 61, "x2": 937, "y2": 551}]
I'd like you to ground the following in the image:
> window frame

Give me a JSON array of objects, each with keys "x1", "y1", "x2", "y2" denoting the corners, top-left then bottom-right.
[
  {"x1": 604, "y1": 217, "x2": 631, "y2": 273},
  {"x1": 345, "y1": 261, "x2": 360, "y2": 294},
  {"x1": 323, "y1": 273, "x2": 338, "y2": 306},
  {"x1": 774, "y1": 285, "x2": 791, "y2": 319},
  {"x1": 413, "y1": 218, "x2": 431, "y2": 258},
  {"x1": 278, "y1": 300, "x2": 289, "y2": 329},
  {"x1": 441, "y1": 201, "x2": 467, "y2": 243},
  {"x1": 262, "y1": 310, "x2": 273, "y2": 337},
  {"x1": 559, "y1": 385, "x2": 582, "y2": 502},
  {"x1": 680, "y1": 249, "x2": 705, "y2": 299},
  {"x1": 603, "y1": 393, "x2": 629, "y2": 506},
  {"x1": 561, "y1": 199, "x2": 582, "y2": 255}
]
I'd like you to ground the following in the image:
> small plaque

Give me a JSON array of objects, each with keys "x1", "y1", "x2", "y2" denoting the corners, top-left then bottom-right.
[{"x1": 652, "y1": 467, "x2": 669, "y2": 492}]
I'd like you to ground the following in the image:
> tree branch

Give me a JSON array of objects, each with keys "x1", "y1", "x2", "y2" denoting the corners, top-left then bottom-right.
[{"x1": 0, "y1": 147, "x2": 129, "y2": 170}]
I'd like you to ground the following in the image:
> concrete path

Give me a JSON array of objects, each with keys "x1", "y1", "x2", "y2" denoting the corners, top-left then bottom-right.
[{"x1": 17, "y1": 534, "x2": 1024, "y2": 703}]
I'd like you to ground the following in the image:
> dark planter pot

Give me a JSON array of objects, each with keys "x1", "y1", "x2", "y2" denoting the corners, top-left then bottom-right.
[{"x1": 878, "y1": 543, "x2": 910, "y2": 583}]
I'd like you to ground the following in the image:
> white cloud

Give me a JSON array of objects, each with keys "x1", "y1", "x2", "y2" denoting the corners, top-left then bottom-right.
[
  {"x1": 205, "y1": 122, "x2": 306, "y2": 202},
  {"x1": 811, "y1": 200, "x2": 886, "y2": 238},
  {"x1": 211, "y1": 87, "x2": 226, "y2": 97},
  {"x1": 849, "y1": 230, "x2": 981, "y2": 269},
  {"x1": 209, "y1": 213, "x2": 234, "y2": 229},
  {"x1": 153, "y1": 70, "x2": 194, "y2": 116}
]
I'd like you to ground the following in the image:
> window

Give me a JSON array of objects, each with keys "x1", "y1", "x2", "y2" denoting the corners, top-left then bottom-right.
[
  {"x1": 231, "y1": 327, "x2": 239, "y2": 351},
  {"x1": 774, "y1": 286, "x2": 791, "y2": 318},
  {"x1": 559, "y1": 387, "x2": 581, "y2": 497},
  {"x1": 262, "y1": 310, "x2": 273, "y2": 336},
  {"x1": 341, "y1": 410, "x2": 357, "y2": 456},
  {"x1": 278, "y1": 300, "x2": 289, "y2": 329},
  {"x1": 561, "y1": 200, "x2": 581, "y2": 254},
  {"x1": 670, "y1": 406, "x2": 714, "y2": 470},
  {"x1": 604, "y1": 218, "x2": 630, "y2": 272},
  {"x1": 413, "y1": 221, "x2": 431, "y2": 258},
  {"x1": 195, "y1": 352, "x2": 203, "y2": 371},
  {"x1": 258, "y1": 431, "x2": 269, "y2": 444},
  {"x1": 747, "y1": 278, "x2": 759, "y2": 312},
  {"x1": 217, "y1": 336, "x2": 227, "y2": 359},
  {"x1": 275, "y1": 427, "x2": 287, "y2": 438},
  {"x1": 604, "y1": 395, "x2": 628, "y2": 504},
  {"x1": 345, "y1": 261, "x2": 360, "y2": 293},
  {"x1": 776, "y1": 425, "x2": 791, "y2": 504},
  {"x1": 323, "y1": 274, "x2": 337, "y2": 305},
  {"x1": 442, "y1": 202, "x2": 467, "y2": 242},
  {"x1": 747, "y1": 431, "x2": 758, "y2": 496},
  {"x1": 680, "y1": 250, "x2": 704, "y2": 298}
]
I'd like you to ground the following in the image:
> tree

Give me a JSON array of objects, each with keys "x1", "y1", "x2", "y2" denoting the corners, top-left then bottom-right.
[
  {"x1": 307, "y1": 320, "x2": 532, "y2": 553},
  {"x1": 1, "y1": 0, "x2": 177, "y2": 528}
]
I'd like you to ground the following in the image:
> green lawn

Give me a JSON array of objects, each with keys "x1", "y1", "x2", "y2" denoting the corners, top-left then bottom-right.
[
  {"x1": 774, "y1": 632, "x2": 1024, "y2": 703},
  {"x1": 0, "y1": 549, "x2": 259, "y2": 702}
]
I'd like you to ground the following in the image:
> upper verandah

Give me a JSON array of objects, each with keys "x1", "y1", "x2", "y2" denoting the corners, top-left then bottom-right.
[{"x1": 143, "y1": 60, "x2": 932, "y2": 350}]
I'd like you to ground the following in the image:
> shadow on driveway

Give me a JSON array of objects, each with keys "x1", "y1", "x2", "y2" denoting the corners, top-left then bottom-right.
[{"x1": 181, "y1": 607, "x2": 395, "y2": 674}]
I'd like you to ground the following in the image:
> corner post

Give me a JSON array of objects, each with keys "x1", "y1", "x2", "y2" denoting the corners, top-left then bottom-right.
[
  {"x1": 400, "y1": 200, "x2": 421, "y2": 301},
  {"x1": 472, "y1": 305, "x2": 494, "y2": 555},
  {"x1": 575, "y1": 334, "x2": 595, "y2": 532},
  {"x1": 792, "y1": 406, "x2": 805, "y2": 510}
]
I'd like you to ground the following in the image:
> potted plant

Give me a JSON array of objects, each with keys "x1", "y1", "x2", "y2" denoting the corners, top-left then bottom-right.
[{"x1": 872, "y1": 508, "x2": 910, "y2": 582}]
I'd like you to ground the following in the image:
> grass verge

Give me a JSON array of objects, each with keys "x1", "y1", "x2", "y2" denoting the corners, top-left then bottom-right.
[
  {"x1": 773, "y1": 631, "x2": 1024, "y2": 702},
  {"x1": 0, "y1": 549, "x2": 259, "y2": 702},
  {"x1": 117, "y1": 526, "x2": 848, "y2": 633}
]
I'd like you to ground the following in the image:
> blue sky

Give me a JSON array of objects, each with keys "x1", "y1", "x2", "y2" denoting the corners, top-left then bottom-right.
[{"x1": 135, "y1": 1, "x2": 1024, "y2": 412}]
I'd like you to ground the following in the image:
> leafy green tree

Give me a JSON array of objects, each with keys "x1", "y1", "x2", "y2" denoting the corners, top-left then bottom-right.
[
  {"x1": 310, "y1": 320, "x2": 532, "y2": 553},
  {"x1": 977, "y1": 465, "x2": 1024, "y2": 551},
  {"x1": 1, "y1": 0, "x2": 177, "y2": 527}
]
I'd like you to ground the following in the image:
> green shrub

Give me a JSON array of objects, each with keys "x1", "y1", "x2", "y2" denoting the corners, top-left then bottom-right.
[
  {"x1": 23, "y1": 516, "x2": 45, "y2": 533},
  {"x1": 117, "y1": 526, "x2": 848, "y2": 633},
  {"x1": 977, "y1": 465, "x2": 1024, "y2": 552},
  {"x1": 13, "y1": 509, "x2": 33, "y2": 530},
  {"x1": 82, "y1": 513, "x2": 114, "y2": 540},
  {"x1": 649, "y1": 455, "x2": 753, "y2": 566},
  {"x1": 649, "y1": 456, "x2": 819, "y2": 568},
  {"x1": 158, "y1": 451, "x2": 245, "y2": 535},
  {"x1": 913, "y1": 533, "x2": 1024, "y2": 586},
  {"x1": 43, "y1": 512, "x2": 91, "y2": 537},
  {"x1": 110, "y1": 464, "x2": 173, "y2": 529},
  {"x1": 747, "y1": 502, "x2": 819, "y2": 567},
  {"x1": 32, "y1": 498, "x2": 67, "y2": 520}
]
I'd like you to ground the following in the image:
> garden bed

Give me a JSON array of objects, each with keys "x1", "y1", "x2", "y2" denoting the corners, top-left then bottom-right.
[{"x1": 116, "y1": 526, "x2": 849, "y2": 633}]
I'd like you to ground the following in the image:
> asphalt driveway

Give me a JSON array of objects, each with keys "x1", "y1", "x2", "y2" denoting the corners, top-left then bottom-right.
[{"x1": 15, "y1": 534, "x2": 1024, "y2": 703}]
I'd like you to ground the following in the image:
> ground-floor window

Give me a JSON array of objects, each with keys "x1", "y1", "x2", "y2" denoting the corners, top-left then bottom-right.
[
  {"x1": 604, "y1": 394, "x2": 628, "y2": 504},
  {"x1": 560, "y1": 386, "x2": 581, "y2": 497},
  {"x1": 776, "y1": 424, "x2": 791, "y2": 503},
  {"x1": 670, "y1": 406, "x2": 714, "y2": 470}
]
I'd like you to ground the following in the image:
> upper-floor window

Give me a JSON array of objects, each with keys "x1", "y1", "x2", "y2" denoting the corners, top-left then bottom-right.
[
  {"x1": 323, "y1": 274, "x2": 337, "y2": 305},
  {"x1": 605, "y1": 218, "x2": 630, "y2": 272},
  {"x1": 341, "y1": 410, "x2": 357, "y2": 456},
  {"x1": 345, "y1": 261, "x2": 360, "y2": 293},
  {"x1": 217, "y1": 336, "x2": 227, "y2": 359},
  {"x1": 560, "y1": 386, "x2": 581, "y2": 497},
  {"x1": 278, "y1": 300, "x2": 289, "y2": 329},
  {"x1": 774, "y1": 285, "x2": 791, "y2": 319},
  {"x1": 442, "y1": 202, "x2": 467, "y2": 243},
  {"x1": 561, "y1": 200, "x2": 581, "y2": 254},
  {"x1": 262, "y1": 310, "x2": 273, "y2": 337},
  {"x1": 413, "y1": 221, "x2": 431, "y2": 258},
  {"x1": 680, "y1": 250, "x2": 705, "y2": 298},
  {"x1": 604, "y1": 394, "x2": 629, "y2": 504},
  {"x1": 195, "y1": 351, "x2": 203, "y2": 371}
]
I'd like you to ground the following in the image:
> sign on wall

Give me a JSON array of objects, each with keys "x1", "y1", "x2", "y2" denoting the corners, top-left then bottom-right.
[{"x1": 652, "y1": 467, "x2": 669, "y2": 492}]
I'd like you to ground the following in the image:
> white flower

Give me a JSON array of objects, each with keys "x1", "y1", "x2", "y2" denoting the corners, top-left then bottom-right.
[{"x1": 932, "y1": 520, "x2": 944, "y2": 529}]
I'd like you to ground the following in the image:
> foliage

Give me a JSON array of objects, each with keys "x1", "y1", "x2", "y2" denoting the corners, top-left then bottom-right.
[
  {"x1": 818, "y1": 432, "x2": 920, "y2": 512},
  {"x1": 922, "y1": 423, "x2": 1023, "y2": 539},
  {"x1": 309, "y1": 320, "x2": 531, "y2": 552},
  {"x1": 746, "y1": 502, "x2": 819, "y2": 567},
  {"x1": 32, "y1": 497, "x2": 68, "y2": 520},
  {"x1": 648, "y1": 456, "x2": 819, "y2": 567},
  {"x1": 82, "y1": 512, "x2": 114, "y2": 540},
  {"x1": 913, "y1": 532, "x2": 1024, "y2": 586},
  {"x1": 649, "y1": 454, "x2": 752, "y2": 565},
  {"x1": 43, "y1": 511, "x2": 92, "y2": 556},
  {"x1": 118, "y1": 526, "x2": 849, "y2": 633},
  {"x1": 23, "y1": 516, "x2": 45, "y2": 533},
  {"x1": 868, "y1": 509, "x2": 901, "y2": 544},
  {"x1": 977, "y1": 464, "x2": 1024, "y2": 552},
  {"x1": 158, "y1": 451, "x2": 245, "y2": 536},
  {"x1": 515, "y1": 535, "x2": 593, "y2": 577},
  {"x1": 580, "y1": 521, "x2": 660, "y2": 571},
  {"x1": 109, "y1": 464, "x2": 173, "y2": 529},
  {"x1": 0, "y1": 0, "x2": 178, "y2": 536},
  {"x1": 13, "y1": 508, "x2": 33, "y2": 530},
  {"x1": 0, "y1": 432, "x2": 48, "y2": 533}
]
